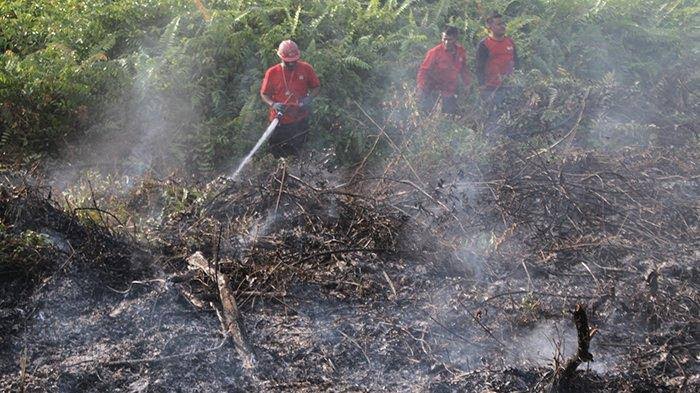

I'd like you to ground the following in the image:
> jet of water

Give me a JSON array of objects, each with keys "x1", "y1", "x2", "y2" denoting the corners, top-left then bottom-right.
[{"x1": 229, "y1": 118, "x2": 280, "y2": 180}]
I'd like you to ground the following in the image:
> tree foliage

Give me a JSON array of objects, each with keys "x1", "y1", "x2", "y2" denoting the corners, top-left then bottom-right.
[{"x1": 1, "y1": 0, "x2": 697, "y2": 170}]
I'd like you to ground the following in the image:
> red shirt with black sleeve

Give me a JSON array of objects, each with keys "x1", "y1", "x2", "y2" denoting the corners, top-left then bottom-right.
[
  {"x1": 417, "y1": 43, "x2": 471, "y2": 96},
  {"x1": 260, "y1": 61, "x2": 320, "y2": 124},
  {"x1": 475, "y1": 36, "x2": 518, "y2": 89}
]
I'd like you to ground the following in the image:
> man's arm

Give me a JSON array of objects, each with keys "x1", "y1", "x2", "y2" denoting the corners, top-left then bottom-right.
[
  {"x1": 459, "y1": 48, "x2": 472, "y2": 88},
  {"x1": 417, "y1": 50, "x2": 434, "y2": 92},
  {"x1": 306, "y1": 65, "x2": 321, "y2": 98},
  {"x1": 260, "y1": 68, "x2": 276, "y2": 107},
  {"x1": 512, "y1": 39, "x2": 519, "y2": 69},
  {"x1": 260, "y1": 92, "x2": 275, "y2": 107},
  {"x1": 299, "y1": 65, "x2": 321, "y2": 107},
  {"x1": 308, "y1": 86, "x2": 320, "y2": 98},
  {"x1": 475, "y1": 39, "x2": 489, "y2": 86}
]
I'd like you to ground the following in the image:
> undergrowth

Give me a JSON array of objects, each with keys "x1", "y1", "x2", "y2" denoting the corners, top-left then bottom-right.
[{"x1": 1, "y1": 0, "x2": 696, "y2": 173}]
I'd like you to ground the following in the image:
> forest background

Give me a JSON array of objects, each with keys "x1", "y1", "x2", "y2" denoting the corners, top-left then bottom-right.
[{"x1": 1, "y1": 0, "x2": 697, "y2": 174}]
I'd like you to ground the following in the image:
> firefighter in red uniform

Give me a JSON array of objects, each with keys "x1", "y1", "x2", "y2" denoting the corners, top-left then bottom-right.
[
  {"x1": 417, "y1": 26, "x2": 471, "y2": 114},
  {"x1": 260, "y1": 40, "x2": 320, "y2": 157},
  {"x1": 476, "y1": 12, "x2": 519, "y2": 102}
]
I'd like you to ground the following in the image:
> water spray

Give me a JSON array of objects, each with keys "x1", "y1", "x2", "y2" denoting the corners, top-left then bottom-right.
[{"x1": 229, "y1": 110, "x2": 284, "y2": 180}]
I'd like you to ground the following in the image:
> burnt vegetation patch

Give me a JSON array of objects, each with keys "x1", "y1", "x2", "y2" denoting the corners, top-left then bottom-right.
[
  {"x1": 1, "y1": 0, "x2": 699, "y2": 391},
  {"x1": 2, "y1": 143, "x2": 698, "y2": 391}
]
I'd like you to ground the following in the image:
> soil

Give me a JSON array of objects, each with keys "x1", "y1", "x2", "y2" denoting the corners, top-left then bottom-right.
[{"x1": 1, "y1": 147, "x2": 698, "y2": 392}]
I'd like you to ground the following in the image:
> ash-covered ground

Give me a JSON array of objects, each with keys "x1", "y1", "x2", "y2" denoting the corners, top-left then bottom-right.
[{"x1": 1, "y1": 146, "x2": 698, "y2": 392}]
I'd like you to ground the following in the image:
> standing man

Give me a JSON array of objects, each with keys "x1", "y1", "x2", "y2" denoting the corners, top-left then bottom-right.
[
  {"x1": 260, "y1": 40, "x2": 320, "y2": 157},
  {"x1": 476, "y1": 12, "x2": 519, "y2": 102},
  {"x1": 417, "y1": 26, "x2": 471, "y2": 114}
]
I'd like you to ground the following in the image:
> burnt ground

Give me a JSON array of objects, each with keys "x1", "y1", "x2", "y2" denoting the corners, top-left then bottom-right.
[{"x1": 1, "y1": 146, "x2": 698, "y2": 392}]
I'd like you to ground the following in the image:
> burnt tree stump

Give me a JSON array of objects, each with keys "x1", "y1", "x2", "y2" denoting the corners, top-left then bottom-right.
[{"x1": 551, "y1": 303, "x2": 596, "y2": 392}]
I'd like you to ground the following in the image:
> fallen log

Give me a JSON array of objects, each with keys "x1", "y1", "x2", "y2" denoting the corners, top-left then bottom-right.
[{"x1": 187, "y1": 251, "x2": 255, "y2": 369}]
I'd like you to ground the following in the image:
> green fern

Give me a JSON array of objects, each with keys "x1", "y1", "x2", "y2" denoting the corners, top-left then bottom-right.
[
  {"x1": 342, "y1": 55, "x2": 372, "y2": 70},
  {"x1": 289, "y1": 5, "x2": 301, "y2": 36},
  {"x1": 395, "y1": 0, "x2": 414, "y2": 17},
  {"x1": 2, "y1": 0, "x2": 696, "y2": 170},
  {"x1": 0, "y1": 127, "x2": 12, "y2": 147},
  {"x1": 159, "y1": 16, "x2": 181, "y2": 50}
]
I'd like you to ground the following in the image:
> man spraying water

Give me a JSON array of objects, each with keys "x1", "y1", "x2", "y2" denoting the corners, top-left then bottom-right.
[
  {"x1": 229, "y1": 40, "x2": 320, "y2": 180},
  {"x1": 260, "y1": 40, "x2": 321, "y2": 157}
]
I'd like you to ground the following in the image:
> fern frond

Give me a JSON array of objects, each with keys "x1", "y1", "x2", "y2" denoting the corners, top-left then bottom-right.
[
  {"x1": 306, "y1": 38, "x2": 317, "y2": 53},
  {"x1": 547, "y1": 87, "x2": 558, "y2": 108},
  {"x1": 0, "y1": 127, "x2": 13, "y2": 147},
  {"x1": 290, "y1": 5, "x2": 301, "y2": 36},
  {"x1": 309, "y1": 5, "x2": 332, "y2": 30},
  {"x1": 342, "y1": 55, "x2": 372, "y2": 70},
  {"x1": 159, "y1": 16, "x2": 182, "y2": 50},
  {"x1": 433, "y1": 0, "x2": 450, "y2": 24}
]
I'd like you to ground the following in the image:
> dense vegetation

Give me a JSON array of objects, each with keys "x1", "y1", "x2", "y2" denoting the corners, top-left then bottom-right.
[
  {"x1": 1, "y1": 0, "x2": 697, "y2": 170},
  {"x1": 1, "y1": 2, "x2": 698, "y2": 391}
]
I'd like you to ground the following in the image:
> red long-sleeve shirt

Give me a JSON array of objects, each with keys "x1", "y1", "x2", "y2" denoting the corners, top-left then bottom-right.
[
  {"x1": 261, "y1": 61, "x2": 320, "y2": 124},
  {"x1": 475, "y1": 36, "x2": 518, "y2": 89},
  {"x1": 417, "y1": 43, "x2": 471, "y2": 96}
]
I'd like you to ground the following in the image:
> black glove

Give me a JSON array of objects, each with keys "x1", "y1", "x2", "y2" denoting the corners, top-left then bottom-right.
[
  {"x1": 272, "y1": 102, "x2": 286, "y2": 113},
  {"x1": 299, "y1": 95, "x2": 314, "y2": 108}
]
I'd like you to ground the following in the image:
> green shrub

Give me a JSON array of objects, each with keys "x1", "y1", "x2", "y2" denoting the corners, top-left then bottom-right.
[{"x1": 1, "y1": 0, "x2": 696, "y2": 168}]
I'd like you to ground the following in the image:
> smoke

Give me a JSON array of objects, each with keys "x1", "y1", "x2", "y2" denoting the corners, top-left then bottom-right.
[
  {"x1": 506, "y1": 320, "x2": 576, "y2": 367},
  {"x1": 126, "y1": 55, "x2": 181, "y2": 177},
  {"x1": 48, "y1": 16, "x2": 197, "y2": 194},
  {"x1": 17, "y1": 259, "x2": 251, "y2": 390},
  {"x1": 586, "y1": 113, "x2": 659, "y2": 151},
  {"x1": 236, "y1": 212, "x2": 277, "y2": 250}
]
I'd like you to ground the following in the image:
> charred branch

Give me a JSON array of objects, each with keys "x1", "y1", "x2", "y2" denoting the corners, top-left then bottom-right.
[
  {"x1": 186, "y1": 252, "x2": 255, "y2": 369},
  {"x1": 551, "y1": 304, "x2": 597, "y2": 392}
]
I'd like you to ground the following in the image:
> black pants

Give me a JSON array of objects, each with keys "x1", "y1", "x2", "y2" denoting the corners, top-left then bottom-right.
[
  {"x1": 419, "y1": 92, "x2": 457, "y2": 115},
  {"x1": 268, "y1": 117, "x2": 310, "y2": 158}
]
